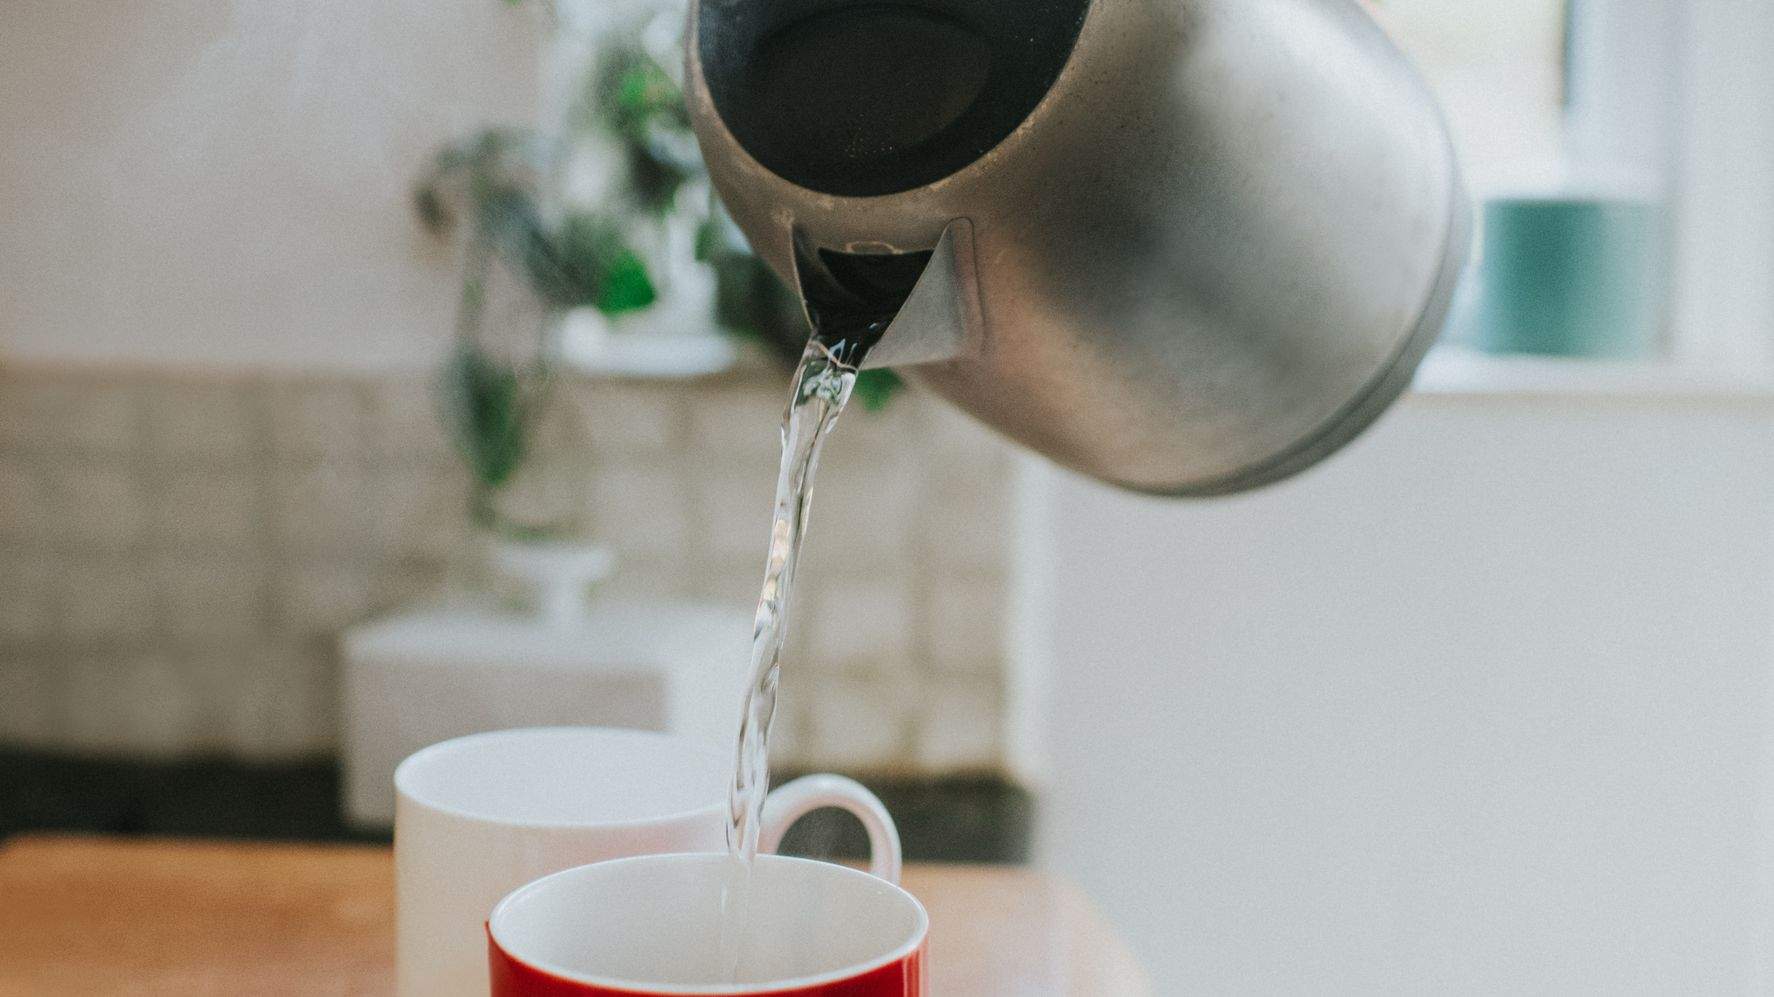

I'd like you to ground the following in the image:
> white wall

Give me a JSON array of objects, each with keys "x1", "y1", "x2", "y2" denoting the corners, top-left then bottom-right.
[
  {"x1": 0, "y1": 0, "x2": 541, "y2": 372},
  {"x1": 1029, "y1": 387, "x2": 1774, "y2": 993},
  {"x1": 1670, "y1": 0, "x2": 1774, "y2": 369}
]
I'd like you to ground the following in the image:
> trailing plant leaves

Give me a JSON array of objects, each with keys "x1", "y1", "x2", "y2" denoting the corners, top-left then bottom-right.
[
  {"x1": 414, "y1": 185, "x2": 451, "y2": 234},
  {"x1": 562, "y1": 213, "x2": 657, "y2": 314},
  {"x1": 588, "y1": 47, "x2": 699, "y2": 213},
  {"x1": 626, "y1": 145, "x2": 692, "y2": 214},
  {"x1": 597, "y1": 246, "x2": 658, "y2": 314},
  {"x1": 607, "y1": 54, "x2": 689, "y2": 140},
  {"x1": 441, "y1": 341, "x2": 530, "y2": 494},
  {"x1": 853, "y1": 370, "x2": 905, "y2": 412},
  {"x1": 518, "y1": 210, "x2": 657, "y2": 315},
  {"x1": 698, "y1": 214, "x2": 806, "y2": 360}
]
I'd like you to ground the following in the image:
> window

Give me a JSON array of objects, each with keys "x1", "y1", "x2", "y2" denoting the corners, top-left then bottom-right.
[
  {"x1": 1377, "y1": 1, "x2": 1774, "y2": 369},
  {"x1": 1376, "y1": 1, "x2": 1680, "y2": 199},
  {"x1": 1371, "y1": 0, "x2": 1572, "y2": 191}
]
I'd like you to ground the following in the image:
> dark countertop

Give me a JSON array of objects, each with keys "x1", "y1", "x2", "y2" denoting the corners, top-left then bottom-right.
[{"x1": 0, "y1": 748, "x2": 1034, "y2": 864}]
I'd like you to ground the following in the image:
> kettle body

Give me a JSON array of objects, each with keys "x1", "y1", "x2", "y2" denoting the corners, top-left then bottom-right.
[{"x1": 687, "y1": 0, "x2": 1470, "y2": 495}]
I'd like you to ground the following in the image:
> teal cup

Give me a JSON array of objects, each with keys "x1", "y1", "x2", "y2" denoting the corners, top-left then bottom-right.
[{"x1": 1452, "y1": 196, "x2": 1665, "y2": 358}]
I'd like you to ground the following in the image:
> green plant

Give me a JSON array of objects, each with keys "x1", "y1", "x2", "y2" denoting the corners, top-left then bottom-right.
[
  {"x1": 440, "y1": 338, "x2": 536, "y2": 531},
  {"x1": 416, "y1": 21, "x2": 909, "y2": 530},
  {"x1": 589, "y1": 47, "x2": 700, "y2": 215},
  {"x1": 613, "y1": 31, "x2": 915, "y2": 410},
  {"x1": 415, "y1": 130, "x2": 659, "y2": 317},
  {"x1": 417, "y1": 129, "x2": 665, "y2": 534}
]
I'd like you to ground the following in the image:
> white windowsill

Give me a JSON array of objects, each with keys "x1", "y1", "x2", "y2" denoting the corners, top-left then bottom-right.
[{"x1": 1409, "y1": 348, "x2": 1774, "y2": 404}]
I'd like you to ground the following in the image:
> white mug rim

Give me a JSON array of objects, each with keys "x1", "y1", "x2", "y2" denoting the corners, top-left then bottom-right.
[
  {"x1": 394, "y1": 727, "x2": 729, "y2": 833},
  {"x1": 488, "y1": 852, "x2": 929, "y2": 995}
]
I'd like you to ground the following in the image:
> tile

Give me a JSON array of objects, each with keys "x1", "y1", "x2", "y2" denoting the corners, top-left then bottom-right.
[
  {"x1": 0, "y1": 551, "x2": 57, "y2": 642},
  {"x1": 920, "y1": 469, "x2": 1013, "y2": 574},
  {"x1": 0, "y1": 457, "x2": 50, "y2": 542},
  {"x1": 779, "y1": 578, "x2": 824, "y2": 669},
  {"x1": 826, "y1": 394, "x2": 919, "y2": 465},
  {"x1": 805, "y1": 436, "x2": 914, "y2": 488},
  {"x1": 682, "y1": 553, "x2": 765, "y2": 612},
  {"x1": 369, "y1": 376, "x2": 453, "y2": 466},
  {"x1": 60, "y1": 653, "x2": 201, "y2": 758},
  {"x1": 798, "y1": 450, "x2": 920, "y2": 577},
  {"x1": 153, "y1": 554, "x2": 270, "y2": 642},
  {"x1": 151, "y1": 466, "x2": 266, "y2": 550},
  {"x1": 46, "y1": 654, "x2": 121, "y2": 753},
  {"x1": 688, "y1": 464, "x2": 774, "y2": 562},
  {"x1": 0, "y1": 377, "x2": 145, "y2": 456},
  {"x1": 686, "y1": 385, "x2": 788, "y2": 462},
  {"x1": 806, "y1": 575, "x2": 915, "y2": 664},
  {"x1": 273, "y1": 561, "x2": 375, "y2": 638},
  {"x1": 178, "y1": 649, "x2": 254, "y2": 750},
  {"x1": 224, "y1": 642, "x2": 338, "y2": 760},
  {"x1": 923, "y1": 571, "x2": 1008, "y2": 666},
  {"x1": 479, "y1": 435, "x2": 597, "y2": 540},
  {"x1": 917, "y1": 400, "x2": 1013, "y2": 467},
  {"x1": 270, "y1": 460, "x2": 373, "y2": 554},
  {"x1": 181, "y1": 646, "x2": 338, "y2": 757},
  {"x1": 368, "y1": 462, "x2": 471, "y2": 561},
  {"x1": 437, "y1": 382, "x2": 599, "y2": 539},
  {"x1": 593, "y1": 555, "x2": 690, "y2": 602},
  {"x1": 54, "y1": 554, "x2": 159, "y2": 640},
  {"x1": 65, "y1": 381, "x2": 148, "y2": 454},
  {"x1": 0, "y1": 381, "x2": 44, "y2": 452},
  {"x1": 911, "y1": 678, "x2": 1005, "y2": 772},
  {"x1": 760, "y1": 684, "x2": 817, "y2": 771},
  {"x1": 568, "y1": 380, "x2": 687, "y2": 458},
  {"x1": 141, "y1": 378, "x2": 261, "y2": 464},
  {"x1": 801, "y1": 671, "x2": 917, "y2": 771},
  {"x1": 0, "y1": 654, "x2": 59, "y2": 744},
  {"x1": 923, "y1": 652, "x2": 1006, "y2": 681},
  {"x1": 266, "y1": 380, "x2": 375, "y2": 464},
  {"x1": 368, "y1": 559, "x2": 452, "y2": 613},
  {"x1": 47, "y1": 460, "x2": 151, "y2": 550},
  {"x1": 588, "y1": 463, "x2": 693, "y2": 560}
]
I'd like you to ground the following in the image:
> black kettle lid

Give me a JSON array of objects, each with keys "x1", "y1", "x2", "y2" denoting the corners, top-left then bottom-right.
[{"x1": 697, "y1": 0, "x2": 1091, "y2": 198}]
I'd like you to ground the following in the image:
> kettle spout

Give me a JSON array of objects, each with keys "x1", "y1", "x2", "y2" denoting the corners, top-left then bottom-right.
[{"x1": 791, "y1": 220, "x2": 981, "y2": 370}]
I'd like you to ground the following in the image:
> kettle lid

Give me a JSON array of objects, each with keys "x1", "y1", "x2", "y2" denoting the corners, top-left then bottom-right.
[{"x1": 695, "y1": 0, "x2": 1090, "y2": 197}]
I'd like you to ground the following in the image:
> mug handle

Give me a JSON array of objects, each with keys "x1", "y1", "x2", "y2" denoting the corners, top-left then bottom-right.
[{"x1": 758, "y1": 774, "x2": 902, "y2": 884}]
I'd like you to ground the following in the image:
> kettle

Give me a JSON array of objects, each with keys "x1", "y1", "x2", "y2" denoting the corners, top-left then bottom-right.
[{"x1": 686, "y1": 0, "x2": 1470, "y2": 495}]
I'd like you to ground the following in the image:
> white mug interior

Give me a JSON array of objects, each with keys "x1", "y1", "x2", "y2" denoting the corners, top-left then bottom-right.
[{"x1": 490, "y1": 853, "x2": 927, "y2": 992}]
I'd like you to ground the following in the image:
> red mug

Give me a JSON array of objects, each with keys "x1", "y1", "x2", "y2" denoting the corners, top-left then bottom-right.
[{"x1": 488, "y1": 853, "x2": 928, "y2": 995}]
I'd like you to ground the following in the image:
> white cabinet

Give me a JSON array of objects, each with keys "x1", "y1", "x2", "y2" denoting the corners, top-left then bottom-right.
[{"x1": 340, "y1": 599, "x2": 746, "y2": 828}]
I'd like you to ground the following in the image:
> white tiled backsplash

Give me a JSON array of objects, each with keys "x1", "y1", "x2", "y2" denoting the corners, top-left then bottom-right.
[{"x1": 0, "y1": 362, "x2": 1016, "y2": 774}]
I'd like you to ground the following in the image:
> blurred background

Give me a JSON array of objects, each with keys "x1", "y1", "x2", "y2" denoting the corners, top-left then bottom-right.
[{"x1": 4, "y1": 0, "x2": 1774, "y2": 992}]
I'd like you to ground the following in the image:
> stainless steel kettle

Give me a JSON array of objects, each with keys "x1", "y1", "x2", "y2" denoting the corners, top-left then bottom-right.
[{"x1": 686, "y1": 0, "x2": 1471, "y2": 495}]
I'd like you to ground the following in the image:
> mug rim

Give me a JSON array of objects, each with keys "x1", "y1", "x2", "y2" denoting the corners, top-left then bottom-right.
[
  {"x1": 488, "y1": 852, "x2": 930, "y2": 995},
  {"x1": 394, "y1": 727, "x2": 729, "y2": 832}
]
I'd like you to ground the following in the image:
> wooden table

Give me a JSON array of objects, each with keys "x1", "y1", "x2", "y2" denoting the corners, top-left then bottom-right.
[{"x1": 0, "y1": 836, "x2": 1147, "y2": 996}]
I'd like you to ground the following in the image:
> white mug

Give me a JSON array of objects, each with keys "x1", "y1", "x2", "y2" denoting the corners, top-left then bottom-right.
[{"x1": 394, "y1": 727, "x2": 900, "y2": 997}]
